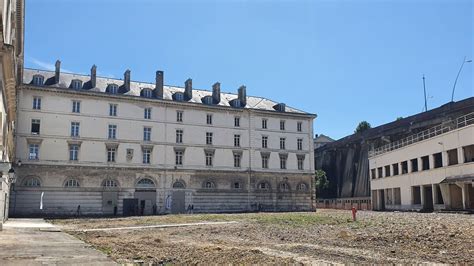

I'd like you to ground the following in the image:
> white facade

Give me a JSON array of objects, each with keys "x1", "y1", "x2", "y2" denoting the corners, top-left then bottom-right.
[{"x1": 370, "y1": 113, "x2": 474, "y2": 211}]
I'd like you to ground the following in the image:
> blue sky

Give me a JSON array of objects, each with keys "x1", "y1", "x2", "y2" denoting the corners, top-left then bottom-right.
[{"x1": 25, "y1": 0, "x2": 473, "y2": 140}]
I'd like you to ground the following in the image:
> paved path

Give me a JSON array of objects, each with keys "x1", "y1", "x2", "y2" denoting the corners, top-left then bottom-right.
[
  {"x1": 0, "y1": 219, "x2": 116, "y2": 265},
  {"x1": 78, "y1": 221, "x2": 238, "y2": 232}
]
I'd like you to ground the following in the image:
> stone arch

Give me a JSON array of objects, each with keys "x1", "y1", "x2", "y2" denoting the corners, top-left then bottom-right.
[
  {"x1": 172, "y1": 180, "x2": 186, "y2": 189},
  {"x1": 203, "y1": 180, "x2": 216, "y2": 189},
  {"x1": 135, "y1": 177, "x2": 156, "y2": 189},
  {"x1": 256, "y1": 180, "x2": 271, "y2": 191},
  {"x1": 102, "y1": 178, "x2": 120, "y2": 188},
  {"x1": 21, "y1": 176, "x2": 42, "y2": 187},
  {"x1": 64, "y1": 178, "x2": 80, "y2": 188},
  {"x1": 296, "y1": 182, "x2": 309, "y2": 192},
  {"x1": 278, "y1": 181, "x2": 291, "y2": 192}
]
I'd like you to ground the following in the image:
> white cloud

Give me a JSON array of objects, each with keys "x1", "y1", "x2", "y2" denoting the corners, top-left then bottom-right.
[{"x1": 28, "y1": 57, "x2": 73, "y2": 73}]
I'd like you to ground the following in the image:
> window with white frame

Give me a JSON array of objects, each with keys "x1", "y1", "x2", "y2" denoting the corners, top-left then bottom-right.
[
  {"x1": 297, "y1": 138, "x2": 303, "y2": 150},
  {"x1": 257, "y1": 181, "x2": 270, "y2": 191},
  {"x1": 297, "y1": 122, "x2": 302, "y2": 132},
  {"x1": 32, "y1": 75, "x2": 44, "y2": 86},
  {"x1": 280, "y1": 138, "x2": 286, "y2": 150},
  {"x1": 175, "y1": 150, "x2": 184, "y2": 165},
  {"x1": 23, "y1": 177, "x2": 41, "y2": 187},
  {"x1": 143, "y1": 127, "x2": 151, "y2": 141},
  {"x1": 29, "y1": 144, "x2": 39, "y2": 160},
  {"x1": 176, "y1": 111, "x2": 183, "y2": 122},
  {"x1": 206, "y1": 114, "x2": 212, "y2": 125},
  {"x1": 142, "y1": 148, "x2": 151, "y2": 164},
  {"x1": 297, "y1": 155, "x2": 305, "y2": 170},
  {"x1": 297, "y1": 183, "x2": 308, "y2": 191},
  {"x1": 233, "y1": 153, "x2": 241, "y2": 168},
  {"x1": 108, "y1": 84, "x2": 118, "y2": 94},
  {"x1": 176, "y1": 129, "x2": 183, "y2": 143},
  {"x1": 107, "y1": 147, "x2": 116, "y2": 162},
  {"x1": 234, "y1": 134, "x2": 240, "y2": 147},
  {"x1": 72, "y1": 100, "x2": 81, "y2": 113},
  {"x1": 205, "y1": 152, "x2": 213, "y2": 166},
  {"x1": 33, "y1": 97, "x2": 41, "y2": 110},
  {"x1": 69, "y1": 144, "x2": 79, "y2": 161},
  {"x1": 262, "y1": 136, "x2": 268, "y2": 148},
  {"x1": 234, "y1": 116, "x2": 240, "y2": 127},
  {"x1": 31, "y1": 119, "x2": 40, "y2": 134},
  {"x1": 71, "y1": 122, "x2": 80, "y2": 137},
  {"x1": 280, "y1": 120, "x2": 285, "y2": 130},
  {"x1": 71, "y1": 80, "x2": 82, "y2": 89},
  {"x1": 279, "y1": 154, "x2": 287, "y2": 169},
  {"x1": 65, "y1": 179, "x2": 80, "y2": 187},
  {"x1": 261, "y1": 154, "x2": 269, "y2": 169},
  {"x1": 108, "y1": 125, "x2": 117, "y2": 139},
  {"x1": 279, "y1": 182, "x2": 290, "y2": 192},
  {"x1": 144, "y1": 108, "x2": 151, "y2": 119},
  {"x1": 142, "y1": 88, "x2": 152, "y2": 98},
  {"x1": 102, "y1": 179, "x2": 118, "y2": 188},
  {"x1": 206, "y1": 132, "x2": 213, "y2": 145},
  {"x1": 262, "y1": 118, "x2": 267, "y2": 129},
  {"x1": 109, "y1": 104, "x2": 117, "y2": 116}
]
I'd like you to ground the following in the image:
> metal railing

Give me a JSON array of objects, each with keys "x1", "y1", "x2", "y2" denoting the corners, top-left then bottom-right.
[{"x1": 369, "y1": 112, "x2": 474, "y2": 157}]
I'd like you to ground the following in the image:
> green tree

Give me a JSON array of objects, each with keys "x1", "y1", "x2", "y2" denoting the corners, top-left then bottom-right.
[
  {"x1": 354, "y1": 121, "x2": 371, "y2": 133},
  {"x1": 396, "y1": 117, "x2": 403, "y2": 121},
  {"x1": 315, "y1": 169, "x2": 329, "y2": 190}
]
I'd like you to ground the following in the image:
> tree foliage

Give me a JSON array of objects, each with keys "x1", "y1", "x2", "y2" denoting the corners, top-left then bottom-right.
[
  {"x1": 315, "y1": 169, "x2": 329, "y2": 190},
  {"x1": 354, "y1": 121, "x2": 371, "y2": 133}
]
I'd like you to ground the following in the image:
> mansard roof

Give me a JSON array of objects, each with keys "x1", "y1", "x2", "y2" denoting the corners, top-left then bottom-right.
[{"x1": 23, "y1": 68, "x2": 313, "y2": 115}]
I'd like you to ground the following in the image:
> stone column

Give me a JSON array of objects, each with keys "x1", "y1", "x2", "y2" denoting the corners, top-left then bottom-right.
[
  {"x1": 429, "y1": 155, "x2": 435, "y2": 170},
  {"x1": 432, "y1": 184, "x2": 438, "y2": 205},
  {"x1": 457, "y1": 147, "x2": 464, "y2": 164},
  {"x1": 439, "y1": 183, "x2": 451, "y2": 209},
  {"x1": 420, "y1": 185, "x2": 425, "y2": 208},
  {"x1": 442, "y1": 151, "x2": 449, "y2": 167},
  {"x1": 458, "y1": 183, "x2": 470, "y2": 210}
]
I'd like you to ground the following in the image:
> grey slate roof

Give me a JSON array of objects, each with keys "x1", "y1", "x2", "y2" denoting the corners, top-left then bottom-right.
[{"x1": 23, "y1": 68, "x2": 311, "y2": 115}]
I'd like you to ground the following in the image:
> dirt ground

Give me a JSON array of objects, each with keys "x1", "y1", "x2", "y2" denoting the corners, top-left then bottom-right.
[{"x1": 52, "y1": 210, "x2": 474, "y2": 264}]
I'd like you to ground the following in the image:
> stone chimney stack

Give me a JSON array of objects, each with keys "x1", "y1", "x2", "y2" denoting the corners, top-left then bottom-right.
[
  {"x1": 54, "y1": 60, "x2": 61, "y2": 84},
  {"x1": 124, "y1": 69, "x2": 131, "y2": 91},
  {"x1": 184, "y1": 78, "x2": 193, "y2": 100},
  {"x1": 238, "y1": 85, "x2": 247, "y2": 107},
  {"x1": 155, "y1": 70, "x2": 164, "y2": 99},
  {"x1": 212, "y1": 82, "x2": 221, "y2": 104},
  {"x1": 90, "y1": 65, "x2": 97, "y2": 88}
]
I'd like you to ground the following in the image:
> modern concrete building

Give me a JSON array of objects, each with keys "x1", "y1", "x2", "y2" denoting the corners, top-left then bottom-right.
[
  {"x1": 10, "y1": 64, "x2": 316, "y2": 216},
  {"x1": 370, "y1": 112, "x2": 474, "y2": 211},
  {"x1": 0, "y1": 0, "x2": 24, "y2": 226}
]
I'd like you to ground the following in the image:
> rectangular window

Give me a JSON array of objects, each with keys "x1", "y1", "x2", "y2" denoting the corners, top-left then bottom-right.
[
  {"x1": 411, "y1": 158, "x2": 418, "y2": 172},
  {"x1": 205, "y1": 152, "x2": 213, "y2": 166},
  {"x1": 280, "y1": 138, "x2": 286, "y2": 150},
  {"x1": 31, "y1": 119, "x2": 40, "y2": 134},
  {"x1": 392, "y1": 163, "x2": 399, "y2": 175},
  {"x1": 206, "y1": 132, "x2": 213, "y2": 145},
  {"x1": 33, "y1": 97, "x2": 41, "y2": 110},
  {"x1": 234, "y1": 153, "x2": 241, "y2": 168},
  {"x1": 69, "y1": 145, "x2": 79, "y2": 161},
  {"x1": 70, "y1": 122, "x2": 80, "y2": 137},
  {"x1": 261, "y1": 154, "x2": 269, "y2": 169},
  {"x1": 421, "y1": 156, "x2": 430, "y2": 170},
  {"x1": 297, "y1": 122, "x2": 302, "y2": 132},
  {"x1": 262, "y1": 136, "x2": 268, "y2": 148},
  {"x1": 447, "y1": 149, "x2": 458, "y2": 166},
  {"x1": 144, "y1": 108, "x2": 151, "y2": 119},
  {"x1": 401, "y1": 161, "x2": 408, "y2": 174},
  {"x1": 377, "y1": 167, "x2": 383, "y2": 178},
  {"x1": 206, "y1": 114, "x2": 213, "y2": 125},
  {"x1": 109, "y1": 104, "x2": 117, "y2": 116},
  {"x1": 297, "y1": 156, "x2": 304, "y2": 170},
  {"x1": 142, "y1": 149, "x2": 151, "y2": 164},
  {"x1": 384, "y1": 165, "x2": 391, "y2": 177},
  {"x1": 176, "y1": 129, "x2": 183, "y2": 143},
  {"x1": 29, "y1": 144, "x2": 39, "y2": 160},
  {"x1": 234, "y1": 117, "x2": 240, "y2": 127},
  {"x1": 177, "y1": 111, "x2": 183, "y2": 122},
  {"x1": 280, "y1": 155, "x2": 287, "y2": 169},
  {"x1": 72, "y1": 101, "x2": 81, "y2": 113},
  {"x1": 262, "y1": 119, "x2": 267, "y2": 129},
  {"x1": 175, "y1": 151, "x2": 183, "y2": 165},
  {"x1": 107, "y1": 148, "x2": 116, "y2": 162},
  {"x1": 234, "y1": 134, "x2": 240, "y2": 147},
  {"x1": 108, "y1": 125, "x2": 117, "y2": 139},
  {"x1": 297, "y1": 138, "x2": 303, "y2": 151},
  {"x1": 371, "y1": 169, "x2": 376, "y2": 179},
  {"x1": 280, "y1": 120, "x2": 285, "y2": 130},
  {"x1": 433, "y1": 152, "x2": 443, "y2": 168},
  {"x1": 143, "y1": 127, "x2": 151, "y2": 141}
]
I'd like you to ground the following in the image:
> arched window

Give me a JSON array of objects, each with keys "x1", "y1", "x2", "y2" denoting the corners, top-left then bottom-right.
[
  {"x1": 65, "y1": 179, "x2": 80, "y2": 187},
  {"x1": 257, "y1": 181, "x2": 270, "y2": 191},
  {"x1": 23, "y1": 177, "x2": 41, "y2": 187},
  {"x1": 141, "y1": 88, "x2": 153, "y2": 98},
  {"x1": 107, "y1": 84, "x2": 119, "y2": 94},
  {"x1": 71, "y1": 79, "x2": 82, "y2": 89},
  {"x1": 32, "y1": 75, "x2": 44, "y2": 86},
  {"x1": 204, "y1": 181, "x2": 215, "y2": 189},
  {"x1": 297, "y1": 183, "x2": 308, "y2": 191},
  {"x1": 136, "y1": 178, "x2": 155, "y2": 188},
  {"x1": 102, "y1": 179, "x2": 118, "y2": 188},
  {"x1": 173, "y1": 181, "x2": 185, "y2": 189},
  {"x1": 278, "y1": 182, "x2": 290, "y2": 192}
]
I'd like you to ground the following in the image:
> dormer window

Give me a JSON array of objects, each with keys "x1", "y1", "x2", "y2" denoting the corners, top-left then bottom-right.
[
  {"x1": 202, "y1": 96, "x2": 213, "y2": 105},
  {"x1": 273, "y1": 103, "x2": 286, "y2": 112},
  {"x1": 230, "y1": 99, "x2": 241, "y2": 108},
  {"x1": 173, "y1": 92, "x2": 185, "y2": 102},
  {"x1": 71, "y1": 79, "x2": 82, "y2": 90},
  {"x1": 32, "y1": 75, "x2": 44, "y2": 86},
  {"x1": 141, "y1": 88, "x2": 153, "y2": 98},
  {"x1": 107, "y1": 84, "x2": 119, "y2": 94}
]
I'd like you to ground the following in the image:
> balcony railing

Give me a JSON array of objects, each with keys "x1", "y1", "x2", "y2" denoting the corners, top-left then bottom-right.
[{"x1": 369, "y1": 112, "x2": 474, "y2": 157}]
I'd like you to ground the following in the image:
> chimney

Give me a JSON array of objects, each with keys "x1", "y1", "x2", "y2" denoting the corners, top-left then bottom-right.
[
  {"x1": 155, "y1": 70, "x2": 164, "y2": 99},
  {"x1": 90, "y1": 65, "x2": 97, "y2": 88},
  {"x1": 123, "y1": 69, "x2": 131, "y2": 91},
  {"x1": 212, "y1": 82, "x2": 221, "y2": 104},
  {"x1": 184, "y1": 78, "x2": 192, "y2": 100},
  {"x1": 238, "y1": 85, "x2": 247, "y2": 107},
  {"x1": 54, "y1": 60, "x2": 61, "y2": 84}
]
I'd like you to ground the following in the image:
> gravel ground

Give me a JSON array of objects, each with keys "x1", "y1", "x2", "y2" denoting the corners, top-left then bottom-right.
[{"x1": 52, "y1": 210, "x2": 474, "y2": 264}]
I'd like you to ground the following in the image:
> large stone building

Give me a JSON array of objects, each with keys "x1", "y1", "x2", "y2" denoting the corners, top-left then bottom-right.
[
  {"x1": 370, "y1": 112, "x2": 474, "y2": 211},
  {"x1": 9, "y1": 63, "x2": 316, "y2": 216},
  {"x1": 0, "y1": 0, "x2": 24, "y2": 226}
]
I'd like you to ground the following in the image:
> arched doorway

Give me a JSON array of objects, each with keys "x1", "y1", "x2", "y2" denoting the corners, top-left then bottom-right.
[
  {"x1": 133, "y1": 178, "x2": 157, "y2": 216},
  {"x1": 170, "y1": 180, "x2": 186, "y2": 214}
]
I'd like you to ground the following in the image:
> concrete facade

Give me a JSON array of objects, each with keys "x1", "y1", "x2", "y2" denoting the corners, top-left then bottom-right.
[
  {"x1": 11, "y1": 66, "x2": 316, "y2": 216},
  {"x1": 370, "y1": 113, "x2": 474, "y2": 212}
]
